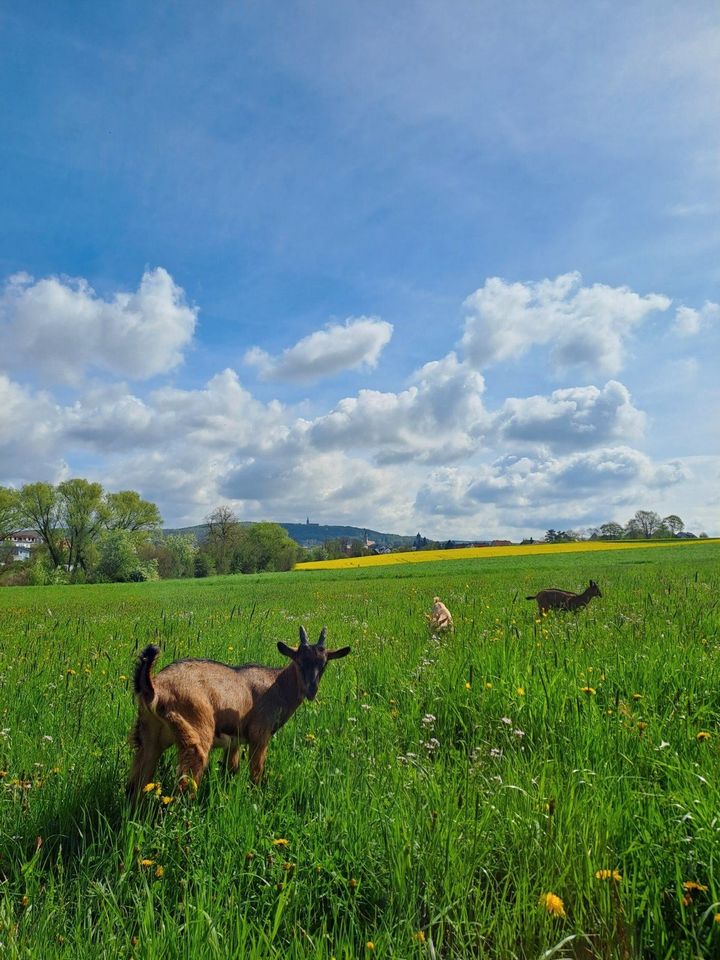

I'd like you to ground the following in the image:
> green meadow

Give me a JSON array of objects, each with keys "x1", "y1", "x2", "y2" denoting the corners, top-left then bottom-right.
[{"x1": 1, "y1": 542, "x2": 719, "y2": 959}]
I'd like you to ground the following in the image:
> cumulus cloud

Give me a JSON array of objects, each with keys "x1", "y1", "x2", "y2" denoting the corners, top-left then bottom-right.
[
  {"x1": 493, "y1": 380, "x2": 646, "y2": 452},
  {"x1": 220, "y1": 444, "x2": 412, "y2": 527},
  {"x1": 0, "y1": 268, "x2": 197, "y2": 385},
  {"x1": 308, "y1": 353, "x2": 487, "y2": 463},
  {"x1": 244, "y1": 316, "x2": 392, "y2": 383},
  {"x1": 672, "y1": 301, "x2": 720, "y2": 336},
  {"x1": 461, "y1": 272, "x2": 670, "y2": 374},
  {"x1": 0, "y1": 374, "x2": 67, "y2": 484},
  {"x1": 62, "y1": 369, "x2": 288, "y2": 455},
  {"x1": 416, "y1": 447, "x2": 688, "y2": 520}
]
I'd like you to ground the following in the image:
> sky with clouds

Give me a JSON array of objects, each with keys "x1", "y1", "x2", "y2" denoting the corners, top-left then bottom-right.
[{"x1": 1, "y1": 1, "x2": 718, "y2": 538}]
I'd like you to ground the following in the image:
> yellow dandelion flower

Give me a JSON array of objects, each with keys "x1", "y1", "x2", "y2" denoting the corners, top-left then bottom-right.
[
  {"x1": 161, "y1": 795, "x2": 174, "y2": 805},
  {"x1": 516, "y1": 686, "x2": 525, "y2": 697},
  {"x1": 155, "y1": 866, "x2": 164, "y2": 878},
  {"x1": 465, "y1": 681, "x2": 471, "y2": 689},
  {"x1": 366, "y1": 943, "x2": 375, "y2": 952},
  {"x1": 305, "y1": 733, "x2": 316, "y2": 742},
  {"x1": 632, "y1": 693, "x2": 643, "y2": 701},
  {"x1": 140, "y1": 859, "x2": 155, "y2": 867},
  {"x1": 119, "y1": 675, "x2": 128, "y2": 682},
  {"x1": 143, "y1": 782, "x2": 158, "y2": 794},
  {"x1": 413, "y1": 931, "x2": 426, "y2": 943},
  {"x1": 580, "y1": 686, "x2": 596, "y2": 696},
  {"x1": 595, "y1": 869, "x2": 622, "y2": 882},
  {"x1": 696, "y1": 731, "x2": 711, "y2": 741},
  {"x1": 539, "y1": 892, "x2": 566, "y2": 918},
  {"x1": 714, "y1": 913, "x2": 720, "y2": 923},
  {"x1": 349, "y1": 877, "x2": 358, "y2": 888},
  {"x1": 283, "y1": 862, "x2": 295, "y2": 872},
  {"x1": 485, "y1": 682, "x2": 493, "y2": 689},
  {"x1": 682, "y1": 880, "x2": 708, "y2": 892},
  {"x1": 272, "y1": 838, "x2": 289, "y2": 847}
]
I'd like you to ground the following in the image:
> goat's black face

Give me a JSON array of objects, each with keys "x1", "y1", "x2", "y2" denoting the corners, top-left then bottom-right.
[
  {"x1": 277, "y1": 627, "x2": 351, "y2": 701},
  {"x1": 297, "y1": 647, "x2": 327, "y2": 701}
]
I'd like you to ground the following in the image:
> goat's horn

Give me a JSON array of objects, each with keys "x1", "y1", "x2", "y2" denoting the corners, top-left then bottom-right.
[
  {"x1": 299, "y1": 626, "x2": 309, "y2": 647},
  {"x1": 317, "y1": 626, "x2": 327, "y2": 648}
]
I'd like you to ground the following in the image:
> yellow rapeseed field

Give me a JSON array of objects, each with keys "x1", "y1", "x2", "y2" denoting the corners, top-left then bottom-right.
[{"x1": 296, "y1": 537, "x2": 719, "y2": 570}]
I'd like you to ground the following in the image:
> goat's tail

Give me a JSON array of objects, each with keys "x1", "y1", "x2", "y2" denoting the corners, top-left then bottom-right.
[
  {"x1": 525, "y1": 595, "x2": 536, "y2": 601},
  {"x1": 134, "y1": 644, "x2": 160, "y2": 707}
]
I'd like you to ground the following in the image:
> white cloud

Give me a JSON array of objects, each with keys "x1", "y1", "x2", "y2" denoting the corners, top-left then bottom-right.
[
  {"x1": 416, "y1": 447, "x2": 688, "y2": 521},
  {"x1": 0, "y1": 374, "x2": 67, "y2": 484},
  {"x1": 493, "y1": 380, "x2": 646, "y2": 452},
  {"x1": 308, "y1": 353, "x2": 487, "y2": 463},
  {"x1": 244, "y1": 316, "x2": 392, "y2": 383},
  {"x1": 0, "y1": 268, "x2": 197, "y2": 385},
  {"x1": 62, "y1": 369, "x2": 287, "y2": 454},
  {"x1": 461, "y1": 272, "x2": 670, "y2": 374},
  {"x1": 672, "y1": 301, "x2": 720, "y2": 336},
  {"x1": 220, "y1": 445, "x2": 412, "y2": 527}
]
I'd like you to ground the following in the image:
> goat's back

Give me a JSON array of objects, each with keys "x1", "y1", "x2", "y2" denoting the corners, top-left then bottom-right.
[{"x1": 154, "y1": 659, "x2": 281, "y2": 712}]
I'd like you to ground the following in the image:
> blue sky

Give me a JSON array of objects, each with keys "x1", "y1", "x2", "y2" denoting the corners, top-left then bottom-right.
[{"x1": 1, "y1": 1, "x2": 718, "y2": 537}]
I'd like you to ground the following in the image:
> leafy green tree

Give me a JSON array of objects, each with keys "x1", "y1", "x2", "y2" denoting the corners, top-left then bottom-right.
[
  {"x1": 104, "y1": 491, "x2": 162, "y2": 532},
  {"x1": 625, "y1": 510, "x2": 662, "y2": 539},
  {"x1": 663, "y1": 515, "x2": 684, "y2": 536},
  {"x1": 96, "y1": 530, "x2": 141, "y2": 582},
  {"x1": 204, "y1": 506, "x2": 244, "y2": 574},
  {"x1": 599, "y1": 522, "x2": 624, "y2": 540},
  {"x1": 232, "y1": 522, "x2": 299, "y2": 573},
  {"x1": 57, "y1": 479, "x2": 105, "y2": 574},
  {"x1": 163, "y1": 534, "x2": 197, "y2": 579},
  {"x1": 194, "y1": 551, "x2": 215, "y2": 578},
  {"x1": 17, "y1": 482, "x2": 66, "y2": 568},
  {"x1": 0, "y1": 487, "x2": 19, "y2": 538}
]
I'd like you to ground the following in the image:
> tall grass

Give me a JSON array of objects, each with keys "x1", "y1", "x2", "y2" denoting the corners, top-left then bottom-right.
[{"x1": 0, "y1": 544, "x2": 719, "y2": 958}]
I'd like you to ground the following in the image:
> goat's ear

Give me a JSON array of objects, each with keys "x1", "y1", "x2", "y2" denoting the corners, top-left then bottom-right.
[
  {"x1": 326, "y1": 646, "x2": 351, "y2": 660},
  {"x1": 277, "y1": 641, "x2": 297, "y2": 660}
]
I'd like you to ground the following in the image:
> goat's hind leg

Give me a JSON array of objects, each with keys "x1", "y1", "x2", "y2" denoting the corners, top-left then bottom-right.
[{"x1": 165, "y1": 709, "x2": 213, "y2": 794}]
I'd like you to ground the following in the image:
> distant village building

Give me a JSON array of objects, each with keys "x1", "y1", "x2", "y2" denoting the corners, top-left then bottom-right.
[{"x1": 0, "y1": 529, "x2": 44, "y2": 563}]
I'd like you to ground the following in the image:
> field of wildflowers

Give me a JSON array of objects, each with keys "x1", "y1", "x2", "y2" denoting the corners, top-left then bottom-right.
[{"x1": 0, "y1": 542, "x2": 719, "y2": 958}]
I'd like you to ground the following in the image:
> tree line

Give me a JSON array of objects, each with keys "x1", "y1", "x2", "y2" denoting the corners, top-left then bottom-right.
[
  {"x1": 542, "y1": 510, "x2": 708, "y2": 544},
  {"x1": 0, "y1": 484, "x2": 301, "y2": 586}
]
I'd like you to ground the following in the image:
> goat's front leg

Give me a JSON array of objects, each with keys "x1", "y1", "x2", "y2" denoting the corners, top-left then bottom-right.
[
  {"x1": 126, "y1": 717, "x2": 165, "y2": 802},
  {"x1": 248, "y1": 736, "x2": 270, "y2": 785}
]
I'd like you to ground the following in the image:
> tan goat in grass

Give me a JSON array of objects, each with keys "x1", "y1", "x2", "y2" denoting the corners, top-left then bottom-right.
[
  {"x1": 127, "y1": 626, "x2": 350, "y2": 801},
  {"x1": 426, "y1": 596, "x2": 454, "y2": 633},
  {"x1": 526, "y1": 580, "x2": 602, "y2": 616}
]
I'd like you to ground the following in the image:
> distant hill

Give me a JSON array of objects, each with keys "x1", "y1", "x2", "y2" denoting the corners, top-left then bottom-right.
[{"x1": 163, "y1": 521, "x2": 414, "y2": 549}]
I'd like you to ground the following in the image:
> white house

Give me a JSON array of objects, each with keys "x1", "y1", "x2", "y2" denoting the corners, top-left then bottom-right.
[{"x1": 0, "y1": 529, "x2": 44, "y2": 563}]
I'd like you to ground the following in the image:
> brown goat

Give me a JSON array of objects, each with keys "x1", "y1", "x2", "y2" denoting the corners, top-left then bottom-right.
[
  {"x1": 127, "y1": 626, "x2": 350, "y2": 801},
  {"x1": 526, "y1": 580, "x2": 602, "y2": 615}
]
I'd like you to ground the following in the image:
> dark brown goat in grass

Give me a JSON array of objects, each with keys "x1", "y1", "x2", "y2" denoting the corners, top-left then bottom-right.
[
  {"x1": 127, "y1": 626, "x2": 350, "y2": 801},
  {"x1": 526, "y1": 580, "x2": 602, "y2": 615}
]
